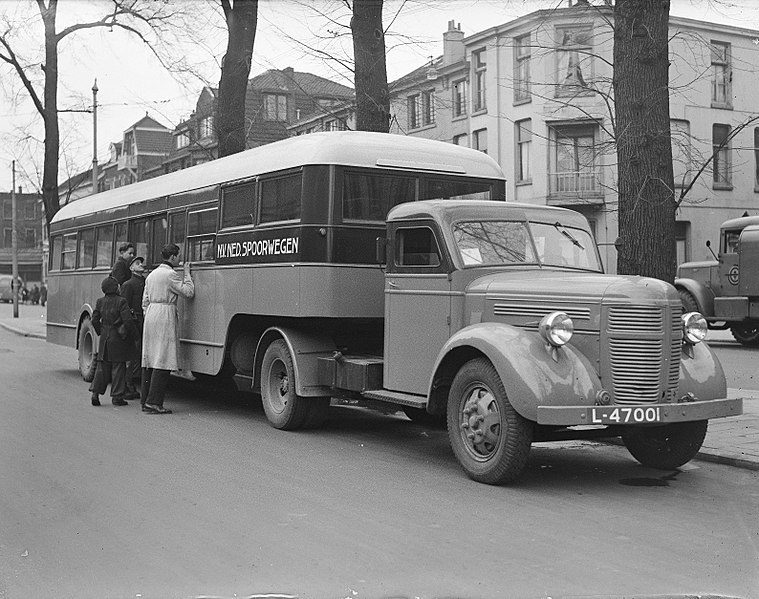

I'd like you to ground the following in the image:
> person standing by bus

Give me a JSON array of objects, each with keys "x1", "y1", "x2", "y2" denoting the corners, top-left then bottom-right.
[
  {"x1": 120, "y1": 255, "x2": 146, "y2": 400},
  {"x1": 110, "y1": 242, "x2": 136, "y2": 286},
  {"x1": 90, "y1": 276, "x2": 137, "y2": 406},
  {"x1": 140, "y1": 243, "x2": 194, "y2": 414}
]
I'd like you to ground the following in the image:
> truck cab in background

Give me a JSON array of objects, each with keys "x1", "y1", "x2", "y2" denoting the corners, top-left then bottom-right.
[{"x1": 676, "y1": 215, "x2": 759, "y2": 346}]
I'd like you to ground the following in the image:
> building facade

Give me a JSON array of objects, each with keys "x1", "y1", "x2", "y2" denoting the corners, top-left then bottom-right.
[
  {"x1": 389, "y1": 4, "x2": 759, "y2": 273},
  {"x1": 0, "y1": 189, "x2": 44, "y2": 286}
]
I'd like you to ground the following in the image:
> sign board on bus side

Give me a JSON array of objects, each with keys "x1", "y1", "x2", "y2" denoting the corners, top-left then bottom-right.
[{"x1": 216, "y1": 229, "x2": 301, "y2": 265}]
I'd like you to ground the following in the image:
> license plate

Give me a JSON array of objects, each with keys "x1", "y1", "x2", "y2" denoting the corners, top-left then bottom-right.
[{"x1": 589, "y1": 406, "x2": 661, "y2": 424}]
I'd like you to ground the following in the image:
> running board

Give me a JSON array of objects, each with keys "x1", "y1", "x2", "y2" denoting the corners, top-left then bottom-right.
[{"x1": 361, "y1": 389, "x2": 427, "y2": 408}]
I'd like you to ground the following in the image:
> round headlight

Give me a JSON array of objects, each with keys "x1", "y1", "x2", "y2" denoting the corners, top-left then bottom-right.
[
  {"x1": 682, "y1": 311, "x2": 707, "y2": 344},
  {"x1": 539, "y1": 312, "x2": 574, "y2": 347}
]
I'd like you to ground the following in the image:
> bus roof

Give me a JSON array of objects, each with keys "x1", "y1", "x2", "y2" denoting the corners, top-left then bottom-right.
[{"x1": 52, "y1": 131, "x2": 506, "y2": 225}]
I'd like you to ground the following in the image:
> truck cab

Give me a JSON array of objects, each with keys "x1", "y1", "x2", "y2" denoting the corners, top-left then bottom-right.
[{"x1": 676, "y1": 215, "x2": 759, "y2": 345}]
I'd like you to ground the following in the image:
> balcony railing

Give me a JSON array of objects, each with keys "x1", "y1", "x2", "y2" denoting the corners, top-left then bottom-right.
[
  {"x1": 549, "y1": 170, "x2": 601, "y2": 195},
  {"x1": 117, "y1": 154, "x2": 137, "y2": 170}
]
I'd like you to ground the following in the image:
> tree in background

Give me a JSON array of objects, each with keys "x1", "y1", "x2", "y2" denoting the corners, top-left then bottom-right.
[
  {"x1": 351, "y1": 0, "x2": 389, "y2": 132},
  {"x1": 612, "y1": 0, "x2": 676, "y2": 281},
  {"x1": 217, "y1": 0, "x2": 258, "y2": 157}
]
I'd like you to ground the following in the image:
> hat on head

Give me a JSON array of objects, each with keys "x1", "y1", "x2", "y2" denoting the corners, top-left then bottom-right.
[{"x1": 130, "y1": 256, "x2": 145, "y2": 266}]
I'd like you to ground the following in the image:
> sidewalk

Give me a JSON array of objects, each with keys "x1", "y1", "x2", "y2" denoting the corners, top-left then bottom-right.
[{"x1": 1, "y1": 303, "x2": 757, "y2": 471}]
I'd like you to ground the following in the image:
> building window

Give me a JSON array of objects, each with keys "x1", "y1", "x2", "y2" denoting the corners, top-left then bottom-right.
[
  {"x1": 514, "y1": 33, "x2": 531, "y2": 103},
  {"x1": 671, "y1": 119, "x2": 693, "y2": 189},
  {"x1": 711, "y1": 41, "x2": 731, "y2": 107},
  {"x1": 473, "y1": 128, "x2": 488, "y2": 154},
  {"x1": 549, "y1": 123, "x2": 600, "y2": 195},
  {"x1": 24, "y1": 201, "x2": 35, "y2": 220},
  {"x1": 3, "y1": 228, "x2": 11, "y2": 248},
  {"x1": 198, "y1": 115, "x2": 214, "y2": 139},
  {"x1": 453, "y1": 79, "x2": 467, "y2": 117},
  {"x1": 516, "y1": 119, "x2": 532, "y2": 183},
  {"x1": 264, "y1": 93, "x2": 288, "y2": 121},
  {"x1": 175, "y1": 131, "x2": 190, "y2": 149},
  {"x1": 712, "y1": 123, "x2": 731, "y2": 188},
  {"x1": 473, "y1": 49, "x2": 487, "y2": 111},
  {"x1": 408, "y1": 91, "x2": 435, "y2": 130},
  {"x1": 556, "y1": 26, "x2": 592, "y2": 96},
  {"x1": 2, "y1": 200, "x2": 11, "y2": 219},
  {"x1": 324, "y1": 119, "x2": 347, "y2": 132},
  {"x1": 452, "y1": 134, "x2": 468, "y2": 147}
]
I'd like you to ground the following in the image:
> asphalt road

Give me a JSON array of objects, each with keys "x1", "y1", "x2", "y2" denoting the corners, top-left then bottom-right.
[{"x1": 1, "y1": 329, "x2": 757, "y2": 599}]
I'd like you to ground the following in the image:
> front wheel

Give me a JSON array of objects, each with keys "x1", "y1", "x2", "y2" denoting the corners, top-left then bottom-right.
[
  {"x1": 77, "y1": 317, "x2": 98, "y2": 382},
  {"x1": 622, "y1": 420, "x2": 708, "y2": 470},
  {"x1": 260, "y1": 339, "x2": 329, "y2": 430},
  {"x1": 447, "y1": 358, "x2": 533, "y2": 485},
  {"x1": 677, "y1": 288, "x2": 699, "y2": 314},
  {"x1": 730, "y1": 321, "x2": 759, "y2": 346}
]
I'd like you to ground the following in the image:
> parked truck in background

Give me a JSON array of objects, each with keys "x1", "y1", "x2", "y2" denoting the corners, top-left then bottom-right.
[{"x1": 676, "y1": 215, "x2": 759, "y2": 346}]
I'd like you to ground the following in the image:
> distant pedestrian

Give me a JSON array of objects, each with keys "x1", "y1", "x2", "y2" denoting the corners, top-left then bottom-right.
[
  {"x1": 140, "y1": 244, "x2": 194, "y2": 414},
  {"x1": 110, "y1": 242, "x2": 135, "y2": 286},
  {"x1": 89, "y1": 276, "x2": 137, "y2": 407},
  {"x1": 39, "y1": 284, "x2": 47, "y2": 306},
  {"x1": 120, "y1": 256, "x2": 146, "y2": 399},
  {"x1": 21, "y1": 286, "x2": 28, "y2": 304},
  {"x1": 30, "y1": 284, "x2": 40, "y2": 305}
]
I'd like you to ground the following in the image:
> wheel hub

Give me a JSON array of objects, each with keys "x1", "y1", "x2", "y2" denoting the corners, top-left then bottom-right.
[{"x1": 460, "y1": 387, "x2": 501, "y2": 459}]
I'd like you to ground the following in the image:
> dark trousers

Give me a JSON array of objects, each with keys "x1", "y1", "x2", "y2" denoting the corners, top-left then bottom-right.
[
  {"x1": 90, "y1": 360, "x2": 127, "y2": 399},
  {"x1": 141, "y1": 368, "x2": 171, "y2": 407},
  {"x1": 126, "y1": 333, "x2": 143, "y2": 392}
]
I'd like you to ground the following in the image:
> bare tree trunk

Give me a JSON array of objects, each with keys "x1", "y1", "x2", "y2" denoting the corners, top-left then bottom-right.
[
  {"x1": 613, "y1": 0, "x2": 676, "y2": 281},
  {"x1": 217, "y1": 0, "x2": 258, "y2": 158},
  {"x1": 41, "y1": 2, "x2": 61, "y2": 223},
  {"x1": 351, "y1": 0, "x2": 389, "y2": 133}
]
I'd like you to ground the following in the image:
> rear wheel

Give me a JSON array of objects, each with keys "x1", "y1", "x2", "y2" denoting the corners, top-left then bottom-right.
[
  {"x1": 447, "y1": 358, "x2": 532, "y2": 485},
  {"x1": 677, "y1": 288, "x2": 699, "y2": 313},
  {"x1": 622, "y1": 420, "x2": 708, "y2": 470},
  {"x1": 78, "y1": 317, "x2": 98, "y2": 382},
  {"x1": 260, "y1": 339, "x2": 329, "y2": 430},
  {"x1": 730, "y1": 321, "x2": 759, "y2": 346}
]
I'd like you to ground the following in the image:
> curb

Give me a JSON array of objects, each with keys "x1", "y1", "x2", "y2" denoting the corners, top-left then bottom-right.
[{"x1": 0, "y1": 322, "x2": 46, "y2": 339}]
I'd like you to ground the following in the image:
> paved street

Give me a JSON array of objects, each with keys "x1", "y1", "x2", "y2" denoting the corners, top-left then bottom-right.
[{"x1": 0, "y1": 304, "x2": 758, "y2": 598}]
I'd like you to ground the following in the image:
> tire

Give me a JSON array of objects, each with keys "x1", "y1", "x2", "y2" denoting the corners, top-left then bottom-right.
[
  {"x1": 260, "y1": 339, "x2": 328, "y2": 431},
  {"x1": 447, "y1": 358, "x2": 533, "y2": 485},
  {"x1": 403, "y1": 406, "x2": 446, "y2": 429},
  {"x1": 78, "y1": 317, "x2": 98, "y2": 383},
  {"x1": 622, "y1": 420, "x2": 708, "y2": 470},
  {"x1": 677, "y1": 288, "x2": 699, "y2": 314},
  {"x1": 730, "y1": 321, "x2": 759, "y2": 346}
]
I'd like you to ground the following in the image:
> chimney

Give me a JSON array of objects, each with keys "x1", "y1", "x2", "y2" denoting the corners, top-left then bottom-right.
[
  {"x1": 443, "y1": 21, "x2": 465, "y2": 65},
  {"x1": 283, "y1": 66, "x2": 295, "y2": 77}
]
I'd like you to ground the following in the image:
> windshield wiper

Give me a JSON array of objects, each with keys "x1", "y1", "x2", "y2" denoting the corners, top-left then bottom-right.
[{"x1": 554, "y1": 221, "x2": 584, "y2": 250}]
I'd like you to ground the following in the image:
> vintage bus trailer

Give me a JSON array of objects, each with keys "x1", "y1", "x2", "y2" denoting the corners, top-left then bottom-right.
[{"x1": 47, "y1": 132, "x2": 741, "y2": 484}]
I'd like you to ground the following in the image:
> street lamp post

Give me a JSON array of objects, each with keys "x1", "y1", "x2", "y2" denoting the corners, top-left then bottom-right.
[{"x1": 11, "y1": 160, "x2": 19, "y2": 318}]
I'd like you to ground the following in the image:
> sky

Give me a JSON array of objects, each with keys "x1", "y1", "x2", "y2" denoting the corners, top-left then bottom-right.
[{"x1": 2, "y1": 0, "x2": 759, "y2": 193}]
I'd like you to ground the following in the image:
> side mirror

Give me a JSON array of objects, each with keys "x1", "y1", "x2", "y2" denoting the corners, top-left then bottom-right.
[
  {"x1": 705, "y1": 239, "x2": 718, "y2": 261},
  {"x1": 375, "y1": 237, "x2": 387, "y2": 264}
]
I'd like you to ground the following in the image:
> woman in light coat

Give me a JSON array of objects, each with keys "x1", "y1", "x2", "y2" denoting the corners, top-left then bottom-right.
[{"x1": 140, "y1": 243, "x2": 194, "y2": 414}]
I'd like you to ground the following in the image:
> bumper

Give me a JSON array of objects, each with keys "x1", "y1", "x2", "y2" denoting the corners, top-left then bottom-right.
[{"x1": 536, "y1": 397, "x2": 743, "y2": 426}]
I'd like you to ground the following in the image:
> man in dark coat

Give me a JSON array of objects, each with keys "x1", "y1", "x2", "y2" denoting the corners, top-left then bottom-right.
[
  {"x1": 120, "y1": 256, "x2": 146, "y2": 399},
  {"x1": 110, "y1": 242, "x2": 135, "y2": 286},
  {"x1": 89, "y1": 276, "x2": 137, "y2": 406}
]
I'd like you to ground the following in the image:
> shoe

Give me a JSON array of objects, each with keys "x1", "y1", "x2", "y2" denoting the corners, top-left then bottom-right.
[
  {"x1": 141, "y1": 404, "x2": 155, "y2": 413},
  {"x1": 144, "y1": 404, "x2": 172, "y2": 414},
  {"x1": 91, "y1": 394, "x2": 101, "y2": 406},
  {"x1": 124, "y1": 391, "x2": 140, "y2": 401},
  {"x1": 112, "y1": 397, "x2": 128, "y2": 406}
]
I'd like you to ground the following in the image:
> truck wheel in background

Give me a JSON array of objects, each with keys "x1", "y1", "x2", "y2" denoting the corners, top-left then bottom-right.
[
  {"x1": 77, "y1": 317, "x2": 98, "y2": 382},
  {"x1": 447, "y1": 358, "x2": 533, "y2": 485},
  {"x1": 677, "y1": 288, "x2": 699, "y2": 313},
  {"x1": 729, "y1": 321, "x2": 759, "y2": 346},
  {"x1": 260, "y1": 339, "x2": 328, "y2": 430},
  {"x1": 622, "y1": 420, "x2": 708, "y2": 470}
]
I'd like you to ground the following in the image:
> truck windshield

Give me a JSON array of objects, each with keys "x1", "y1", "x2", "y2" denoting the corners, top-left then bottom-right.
[{"x1": 452, "y1": 220, "x2": 601, "y2": 271}]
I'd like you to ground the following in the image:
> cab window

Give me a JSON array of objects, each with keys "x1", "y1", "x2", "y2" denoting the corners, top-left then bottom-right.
[
  {"x1": 724, "y1": 230, "x2": 741, "y2": 253},
  {"x1": 395, "y1": 227, "x2": 441, "y2": 267}
]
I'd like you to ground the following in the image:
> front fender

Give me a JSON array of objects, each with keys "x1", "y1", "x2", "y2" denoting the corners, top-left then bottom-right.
[
  {"x1": 678, "y1": 341, "x2": 727, "y2": 401},
  {"x1": 675, "y1": 278, "x2": 715, "y2": 317},
  {"x1": 430, "y1": 322, "x2": 601, "y2": 422}
]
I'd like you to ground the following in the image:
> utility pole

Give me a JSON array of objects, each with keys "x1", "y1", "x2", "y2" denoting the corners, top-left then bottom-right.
[
  {"x1": 11, "y1": 161, "x2": 19, "y2": 318},
  {"x1": 91, "y1": 79, "x2": 98, "y2": 193}
]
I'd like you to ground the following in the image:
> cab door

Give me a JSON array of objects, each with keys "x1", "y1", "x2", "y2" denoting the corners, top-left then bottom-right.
[
  {"x1": 718, "y1": 229, "x2": 741, "y2": 296},
  {"x1": 384, "y1": 223, "x2": 452, "y2": 395}
]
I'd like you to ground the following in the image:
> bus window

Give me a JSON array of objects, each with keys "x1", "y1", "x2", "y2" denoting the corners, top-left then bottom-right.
[
  {"x1": 343, "y1": 171, "x2": 417, "y2": 222},
  {"x1": 169, "y1": 211, "x2": 187, "y2": 260},
  {"x1": 188, "y1": 208, "x2": 217, "y2": 262},
  {"x1": 130, "y1": 218, "x2": 150, "y2": 262},
  {"x1": 423, "y1": 178, "x2": 495, "y2": 201},
  {"x1": 115, "y1": 221, "x2": 128, "y2": 263},
  {"x1": 151, "y1": 215, "x2": 168, "y2": 265},
  {"x1": 260, "y1": 173, "x2": 301, "y2": 224},
  {"x1": 51, "y1": 235, "x2": 62, "y2": 271},
  {"x1": 221, "y1": 181, "x2": 256, "y2": 228},
  {"x1": 77, "y1": 228, "x2": 95, "y2": 269},
  {"x1": 62, "y1": 233, "x2": 77, "y2": 270},
  {"x1": 95, "y1": 224, "x2": 114, "y2": 267}
]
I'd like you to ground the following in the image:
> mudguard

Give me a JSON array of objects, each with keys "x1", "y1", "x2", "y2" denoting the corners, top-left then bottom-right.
[
  {"x1": 678, "y1": 340, "x2": 727, "y2": 401},
  {"x1": 675, "y1": 278, "x2": 716, "y2": 317},
  {"x1": 254, "y1": 326, "x2": 336, "y2": 397},
  {"x1": 430, "y1": 322, "x2": 601, "y2": 422}
]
